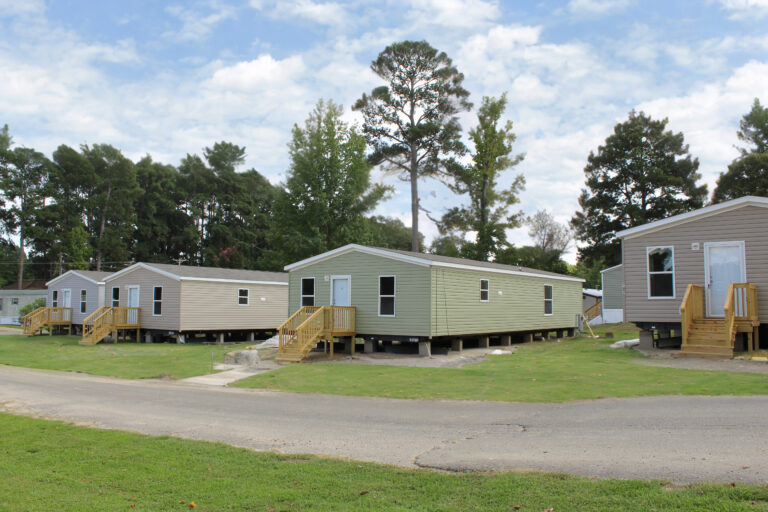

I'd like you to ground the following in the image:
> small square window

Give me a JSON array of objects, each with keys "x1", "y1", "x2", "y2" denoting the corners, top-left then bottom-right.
[
  {"x1": 480, "y1": 279, "x2": 489, "y2": 302},
  {"x1": 11, "y1": 297, "x2": 19, "y2": 305},
  {"x1": 238, "y1": 288, "x2": 249, "y2": 305}
]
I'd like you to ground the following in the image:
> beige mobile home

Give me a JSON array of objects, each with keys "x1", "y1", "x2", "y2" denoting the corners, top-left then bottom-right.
[
  {"x1": 617, "y1": 196, "x2": 767, "y2": 358},
  {"x1": 0, "y1": 281, "x2": 47, "y2": 325},
  {"x1": 600, "y1": 264, "x2": 624, "y2": 323},
  {"x1": 279, "y1": 244, "x2": 584, "y2": 361},
  {"x1": 37, "y1": 270, "x2": 112, "y2": 334},
  {"x1": 102, "y1": 263, "x2": 288, "y2": 343}
]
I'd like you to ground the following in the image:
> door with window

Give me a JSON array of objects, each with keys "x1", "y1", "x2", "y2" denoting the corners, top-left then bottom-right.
[
  {"x1": 127, "y1": 286, "x2": 140, "y2": 308},
  {"x1": 704, "y1": 242, "x2": 746, "y2": 317},
  {"x1": 61, "y1": 289, "x2": 72, "y2": 308},
  {"x1": 331, "y1": 276, "x2": 351, "y2": 307}
]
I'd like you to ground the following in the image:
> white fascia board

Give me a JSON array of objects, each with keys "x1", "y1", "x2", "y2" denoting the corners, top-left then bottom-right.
[
  {"x1": 600, "y1": 264, "x2": 623, "y2": 274},
  {"x1": 429, "y1": 261, "x2": 585, "y2": 283},
  {"x1": 46, "y1": 270, "x2": 104, "y2": 287},
  {"x1": 104, "y1": 263, "x2": 181, "y2": 282},
  {"x1": 284, "y1": 244, "x2": 432, "y2": 271},
  {"x1": 616, "y1": 196, "x2": 768, "y2": 240},
  {"x1": 179, "y1": 277, "x2": 288, "y2": 286}
]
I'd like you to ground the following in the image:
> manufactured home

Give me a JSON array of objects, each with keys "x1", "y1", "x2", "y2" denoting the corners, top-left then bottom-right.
[
  {"x1": 279, "y1": 244, "x2": 584, "y2": 361},
  {"x1": 582, "y1": 289, "x2": 603, "y2": 324},
  {"x1": 0, "y1": 281, "x2": 47, "y2": 325},
  {"x1": 617, "y1": 196, "x2": 767, "y2": 358},
  {"x1": 39, "y1": 270, "x2": 112, "y2": 334},
  {"x1": 600, "y1": 264, "x2": 624, "y2": 323},
  {"x1": 100, "y1": 263, "x2": 288, "y2": 344}
]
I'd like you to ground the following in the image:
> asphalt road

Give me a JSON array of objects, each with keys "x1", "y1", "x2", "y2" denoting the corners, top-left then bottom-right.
[{"x1": 1, "y1": 365, "x2": 767, "y2": 483}]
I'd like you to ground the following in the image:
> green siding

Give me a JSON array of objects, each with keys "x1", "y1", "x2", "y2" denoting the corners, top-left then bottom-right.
[
  {"x1": 430, "y1": 267, "x2": 582, "y2": 337},
  {"x1": 288, "y1": 252, "x2": 431, "y2": 337},
  {"x1": 601, "y1": 265, "x2": 624, "y2": 310}
]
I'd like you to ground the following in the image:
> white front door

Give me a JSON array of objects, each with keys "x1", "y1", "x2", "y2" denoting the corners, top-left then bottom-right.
[
  {"x1": 331, "y1": 277, "x2": 351, "y2": 307},
  {"x1": 705, "y1": 242, "x2": 746, "y2": 317},
  {"x1": 61, "y1": 289, "x2": 71, "y2": 308},
  {"x1": 127, "y1": 286, "x2": 140, "y2": 308}
]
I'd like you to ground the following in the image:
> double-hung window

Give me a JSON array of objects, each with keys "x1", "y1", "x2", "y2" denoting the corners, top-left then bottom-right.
[
  {"x1": 647, "y1": 247, "x2": 675, "y2": 298},
  {"x1": 480, "y1": 279, "x2": 489, "y2": 302},
  {"x1": 80, "y1": 290, "x2": 87, "y2": 313},
  {"x1": 52, "y1": 290, "x2": 58, "y2": 307},
  {"x1": 301, "y1": 278, "x2": 315, "y2": 306},
  {"x1": 112, "y1": 287, "x2": 120, "y2": 307},
  {"x1": 379, "y1": 276, "x2": 395, "y2": 316},
  {"x1": 237, "y1": 288, "x2": 249, "y2": 306},
  {"x1": 153, "y1": 286, "x2": 163, "y2": 315},
  {"x1": 544, "y1": 285, "x2": 553, "y2": 315}
]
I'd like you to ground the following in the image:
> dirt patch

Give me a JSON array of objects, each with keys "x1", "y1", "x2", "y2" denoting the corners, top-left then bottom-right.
[{"x1": 633, "y1": 347, "x2": 768, "y2": 374}]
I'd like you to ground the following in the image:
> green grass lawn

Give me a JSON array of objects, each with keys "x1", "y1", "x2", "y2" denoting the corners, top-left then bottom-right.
[
  {"x1": 1, "y1": 413, "x2": 766, "y2": 511},
  {"x1": 0, "y1": 334, "x2": 235, "y2": 379},
  {"x1": 234, "y1": 323, "x2": 768, "y2": 402}
]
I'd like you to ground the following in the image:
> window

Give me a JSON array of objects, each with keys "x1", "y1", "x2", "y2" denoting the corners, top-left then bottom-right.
[
  {"x1": 301, "y1": 278, "x2": 315, "y2": 306},
  {"x1": 52, "y1": 290, "x2": 58, "y2": 307},
  {"x1": 153, "y1": 286, "x2": 163, "y2": 315},
  {"x1": 544, "y1": 285, "x2": 553, "y2": 315},
  {"x1": 237, "y1": 288, "x2": 249, "y2": 306},
  {"x1": 80, "y1": 290, "x2": 87, "y2": 314},
  {"x1": 112, "y1": 287, "x2": 120, "y2": 307},
  {"x1": 480, "y1": 279, "x2": 489, "y2": 302},
  {"x1": 647, "y1": 247, "x2": 675, "y2": 298},
  {"x1": 379, "y1": 276, "x2": 395, "y2": 316},
  {"x1": 11, "y1": 297, "x2": 19, "y2": 305}
]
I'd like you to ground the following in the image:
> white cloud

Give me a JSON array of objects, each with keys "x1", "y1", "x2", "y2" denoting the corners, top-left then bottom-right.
[
  {"x1": 567, "y1": 0, "x2": 632, "y2": 14},
  {"x1": 716, "y1": 0, "x2": 768, "y2": 19},
  {"x1": 207, "y1": 54, "x2": 306, "y2": 91},
  {"x1": 164, "y1": 2, "x2": 236, "y2": 42},
  {"x1": 406, "y1": 0, "x2": 501, "y2": 29},
  {"x1": 277, "y1": 0, "x2": 347, "y2": 25},
  {"x1": 0, "y1": 0, "x2": 44, "y2": 17}
]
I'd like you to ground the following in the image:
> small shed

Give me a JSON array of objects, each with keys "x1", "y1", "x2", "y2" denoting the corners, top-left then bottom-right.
[
  {"x1": 46, "y1": 271, "x2": 112, "y2": 328},
  {"x1": 281, "y1": 244, "x2": 584, "y2": 359},
  {"x1": 600, "y1": 264, "x2": 624, "y2": 323},
  {"x1": 0, "y1": 281, "x2": 47, "y2": 324},
  {"x1": 104, "y1": 263, "x2": 288, "y2": 343}
]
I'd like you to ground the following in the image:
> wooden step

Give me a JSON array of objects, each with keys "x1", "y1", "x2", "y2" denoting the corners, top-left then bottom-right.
[{"x1": 680, "y1": 345, "x2": 734, "y2": 359}]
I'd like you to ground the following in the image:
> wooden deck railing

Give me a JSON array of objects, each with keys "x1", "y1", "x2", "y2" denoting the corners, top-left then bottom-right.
[
  {"x1": 278, "y1": 306, "x2": 356, "y2": 361},
  {"x1": 81, "y1": 307, "x2": 141, "y2": 345},
  {"x1": 22, "y1": 307, "x2": 72, "y2": 335},
  {"x1": 583, "y1": 299, "x2": 602, "y2": 322},
  {"x1": 725, "y1": 283, "x2": 758, "y2": 349},
  {"x1": 680, "y1": 284, "x2": 704, "y2": 347}
]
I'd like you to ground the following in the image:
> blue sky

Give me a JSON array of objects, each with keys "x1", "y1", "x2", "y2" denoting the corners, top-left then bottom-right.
[{"x1": 2, "y1": 0, "x2": 767, "y2": 261}]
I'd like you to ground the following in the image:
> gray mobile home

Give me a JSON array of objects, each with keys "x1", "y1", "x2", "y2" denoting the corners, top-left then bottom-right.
[
  {"x1": 280, "y1": 244, "x2": 584, "y2": 360},
  {"x1": 0, "y1": 281, "x2": 47, "y2": 324},
  {"x1": 103, "y1": 263, "x2": 288, "y2": 343},
  {"x1": 46, "y1": 270, "x2": 111, "y2": 329},
  {"x1": 600, "y1": 264, "x2": 624, "y2": 323},
  {"x1": 617, "y1": 196, "x2": 767, "y2": 358}
]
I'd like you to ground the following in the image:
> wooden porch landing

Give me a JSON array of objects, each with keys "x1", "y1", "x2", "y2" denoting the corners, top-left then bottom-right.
[
  {"x1": 276, "y1": 306, "x2": 355, "y2": 362},
  {"x1": 22, "y1": 307, "x2": 72, "y2": 336},
  {"x1": 80, "y1": 307, "x2": 141, "y2": 345}
]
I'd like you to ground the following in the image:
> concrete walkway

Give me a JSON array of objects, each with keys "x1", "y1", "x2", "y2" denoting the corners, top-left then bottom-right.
[
  {"x1": 181, "y1": 360, "x2": 281, "y2": 386},
  {"x1": 2, "y1": 365, "x2": 768, "y2": 483}
]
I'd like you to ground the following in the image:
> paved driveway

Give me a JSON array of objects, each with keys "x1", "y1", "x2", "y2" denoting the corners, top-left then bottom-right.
[{"x1": 1, "y1": 365, "x2": 767, "y2": 483}]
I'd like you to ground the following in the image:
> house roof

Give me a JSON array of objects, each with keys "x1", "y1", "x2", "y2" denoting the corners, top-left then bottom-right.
[
  {"x1": 0, "y1": 280, "x2": 47, "y2": 290},
  {"x1": 104, "y1": 262, "x2": 288, "y2": 285},
  {"x1": 285, "y1": 244, "x2": 585, "y2": 283},
  {"x1": 46, "y1": 270, "x2": 113, "y2": 287},
  {"x1": 616, "y1": 196, "x2": 768, "y2": 240},
  {"x1": 600, "y1": 264, "x2": 623, "y2": 274},
  {"x1": 583, "y1": 288, "x2": 602, "y2": 298}
]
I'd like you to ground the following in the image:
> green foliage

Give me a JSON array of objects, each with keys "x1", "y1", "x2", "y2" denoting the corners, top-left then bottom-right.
[
  {"x1": 736, "y1": 98, "x2": 768, "y2": 155},
  {"x1": 495, "y1": 245, "x2": 571, "y2": 275},
  {"x1": 265, "y1": 100, "x2": 389, "y2": 268},
  {"x1": 359, "y1": 215, "x2": 422, "y2": 252},
  {"x1": 429, "y1": 234, "x2": 465, "y2": 257},
  {"x1": 573, "y1": 257, "x2": 605, "y2": 288},
  {"x1": 440, "y1": 95, "x2": 525, "y2": 261},
  {"x1": 65, "y1": 224, "x2": 91, "y2": 270},
  {"x1": 355, "y1": 40, "x2": 471, "y2": 251},
  {"x1": 571, "y1": 110, "x2": 707, "y2": 268},
  {"x1": 17, "y1": 298, "x2": 45, "y2": 322}
]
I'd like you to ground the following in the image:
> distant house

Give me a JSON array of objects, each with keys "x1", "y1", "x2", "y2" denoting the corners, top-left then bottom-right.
[
  {"x1": 0, "y1": 281, "x2": 47, "y2": 325},
  {"x1": 103, "y1": 263, "x2": 288, "y2": 343},
  {"x1": 582, "y1": 289, "x2": 603, "y2": 324},
  {"x1": 616, "y1": 196, "x2": 767, "y2": 358},
  {"x1": 46, "y1": 271, "x2": 111, "y2": 331},
  {"x1": 600, "y1": 264, "x2": 624, "y2": 323},
  {"x1": 279, "y1": 244, "x2": 584, "y2": 361}
]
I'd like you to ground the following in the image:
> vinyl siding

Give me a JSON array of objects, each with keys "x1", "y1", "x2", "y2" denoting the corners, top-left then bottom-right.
[
  {"x1": 179, "y1": 280, "x2": 288, "y2": 331},
  {"x1": 288, "y1": 252, "x2": 431, "y2": 337},
  {"x1": 622, "y1": 205, "x2": 768, "y2": 323},
  {"x1": 47, "y1": 275, "x2": 105, "y2": 325},
  {"x1": 601, "y1": 266, "x2": 624, "y2": 310},
  {"x1": 430, "y1": 267, "x2": 582, "y2": 337},
  {"x1": 583, "y1": 294, "x2": 600, "y2": 310},
  {"x1": 106, "y1": 269, "x2": 181, "y2": 330},
  {"x1": 0, "y1": 290, "x2": 47, "y2": 323}
]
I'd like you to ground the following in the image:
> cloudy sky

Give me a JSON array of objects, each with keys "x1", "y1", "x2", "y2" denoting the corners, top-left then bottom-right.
[{"x1": 2, "y1": 0, "x2": 768, "y2": 261}]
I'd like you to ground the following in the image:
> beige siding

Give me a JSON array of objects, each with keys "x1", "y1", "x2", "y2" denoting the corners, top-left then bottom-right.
[
  {"x1": 623, "y1": 205, "x2": 768, "y2": 323},
  {"x1": 288, "y1": 252, "x2": 431, "y2": 337},
  {"x1": 431, "y1": 267, "x2": 582, "y2": 337},
  {"x1": 48, "y1": 275, "x2": 105, "y2": 325},
  {"x1": 601, "y1": 265, "x2": 624, "y2": 310},
  {"x1": 179, "y1": 280, "x2": 288, "y2": 331},
  {"x1": 106, "y1": 269, "x2": 181, "y2": 330}
]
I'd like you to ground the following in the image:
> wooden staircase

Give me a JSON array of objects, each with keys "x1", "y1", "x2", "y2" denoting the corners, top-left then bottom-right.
[
  {"x1": 22, "y1": 307, "x2": 72, "y2": 336},
  {"x1": 680, "y1": 283, "x2": 759, "y2": 359},
  {"x1": 584, "y1": 299, "x2": 602, "y2": 323},
  {"x1": 276, "y1": 306, "x2": 355, "y2": 362},
  {"x1": 80, "y1": 307, "x2": 141, "y2": 346}
]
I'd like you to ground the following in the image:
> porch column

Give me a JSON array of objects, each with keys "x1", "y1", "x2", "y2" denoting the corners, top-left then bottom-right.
[
  {"x1": 176, "y1": 334, "x2": 185, "y2": 344},
  {"x1": 344, "y1": 337, "x2": 355, "y2": 355},
  {"x1": 500, "y1": 335, "x2": 511, "y2": 347},
  {"x1": 364, "y1": 340, "x2": 376, "y2": 354},
  {"x1": 638, "y1": 329, "x2": 654, "y2": 350},
  {"x1": 248, "y1": 331, "x2": 256, "y2": 343},
  {"x1": 451, "y1": 338, "x2": 463, "y2": 352},
  {"x1": 144, "y1": 333, "x2": 153, "y2": 343},
  {"x1": 418, "y1": 341, "x2": 431, "y2": 357},
  {"x1": 524, "y1": 333, "x2": 534, "y2": 343},
  {"x1": 478, "y1": 336, "x2": 490, "y2": 349},
  {"x1": 217, "y1": 333, "x2": 225, "y2": 345}
]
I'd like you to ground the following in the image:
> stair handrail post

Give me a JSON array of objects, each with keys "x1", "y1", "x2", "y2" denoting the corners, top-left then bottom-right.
[{"x1": 724, "y1": 283, "x2": 736, "y2": 348}]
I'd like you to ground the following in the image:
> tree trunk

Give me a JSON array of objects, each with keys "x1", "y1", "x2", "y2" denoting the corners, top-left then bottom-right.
[
  {"x1": 17, "y1": 224, "x2": 24, "y2": 290},
  {"x1": 410, "y1": 147, "x2": 419, "y2": 253},
  {"x1": 96, "y1": 183, "x2": 113, "y2": 271}
]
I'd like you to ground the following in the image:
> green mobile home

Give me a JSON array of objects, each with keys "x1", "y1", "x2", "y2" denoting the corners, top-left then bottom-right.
[{"x1": 279, "y1": 244, "x2": 584, "y2": 360}]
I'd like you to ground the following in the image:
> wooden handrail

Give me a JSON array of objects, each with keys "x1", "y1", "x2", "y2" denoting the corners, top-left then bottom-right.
[
  {"x1": 277, "y1": 306, "x2": 357, "y2": 361},
  {"x1": 680, "y1": 284, "x2": 704, "y2": 347},
  {"x1": 583, "y1": 299, "x2": 602, "y2": 322}
]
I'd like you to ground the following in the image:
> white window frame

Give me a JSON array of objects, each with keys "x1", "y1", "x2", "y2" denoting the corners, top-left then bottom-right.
[
  {"x1": 378, "y1": 275, "x2": 396, "y2": 317},
  {"x1": 237, "y1": 288, "x2": 249, "y2": 306},
  {"x1": 300, "y1": 277, "x2": 315, "y2": 306},
  {"x1": 80, "y1": 289, "x2": 87, "y2": 314},
  {"x1": 11, "y1": 297, "x2": 19, "y2": 306},
  {"x1": 646, "y1": 246, "x2": 676, "y2": 300},
  {"x1": 480, "y1": 279, "x2": 489, "y2": 302},
  {"x1": 153, "y1": 286, "x2": 163, "y2": 316},
  {"x1": 51, "y1": 290, "x2": 58, "y2": 307},
  {"x1": 111, "y1": 286, "x2": 120, "y2": 307},
  {"x1": 544, "y1": 285, "x2": 554, "y2": 316}
]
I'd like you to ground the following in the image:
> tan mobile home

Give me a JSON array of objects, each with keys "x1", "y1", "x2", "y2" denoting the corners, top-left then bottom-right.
[
  {"x1": 45, "y1": 270, "x2": 112, "y2": 332},
  {"x1": 279, "y1": 244, "x2": 584, "y2": 361},
  {"x1": 617, "y1": 196, "x2": 767, "y2": 358},
  {"x1": 103, "y1": 263, "x2": 288, "y2": 343}
]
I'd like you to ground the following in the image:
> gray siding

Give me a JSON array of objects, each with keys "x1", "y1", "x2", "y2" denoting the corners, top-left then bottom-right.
[
  {"x1": 288, "y1": 251, "x2": 431, "y2": 337},
  {"x1": 48, "y1": 275, "x2": 104, "y2": 325},
  {"x1": 179, "y1": 280, "x2": 288, "y2": 331},
  {"x1": 583, "y1": 294, "x2": 600, "y2": 311},
  {"x1": 0, "y1": 290, "x2": 47, "y2": 324},
  {"x1": 601, "y1": 265, "x2": 624, "y2": 310},
  {"x1": 622, "y1": 205, "x2": 768, "y2": 323},
  {"x1": 106, "y1": 268, "x2": 181, "y2": 331},
  {"x1": 431, "y1": 267, "x2": 582, "y2": 337}
]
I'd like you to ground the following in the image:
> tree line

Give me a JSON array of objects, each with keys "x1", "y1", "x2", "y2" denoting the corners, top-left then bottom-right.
[{"x1": 1, "y1": 39, "x2": 765, "y2": 290}]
